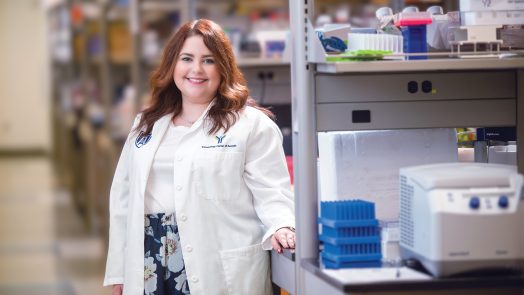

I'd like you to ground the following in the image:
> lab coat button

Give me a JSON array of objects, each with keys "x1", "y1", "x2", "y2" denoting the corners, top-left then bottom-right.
[
  {"x1": 180, "y1": 214, "x2": 187, "y2": 221},
  {"x1": 191, "y1": 276, "x2": 198, "y2": 283},
  {"x1": 186, "y1": 245, "x2": 193, "y2": 252},
  {"x1": 176, "y1": 185, "x2": 182, "y2": 191},
  {"x1": 176, "y1": 155, "x2": 183, "y2": 161}
]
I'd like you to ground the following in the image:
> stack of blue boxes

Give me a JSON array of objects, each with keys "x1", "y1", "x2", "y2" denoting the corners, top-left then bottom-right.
[{"x1": 319, "y1": 200, "x2": 382, "y2": 269}]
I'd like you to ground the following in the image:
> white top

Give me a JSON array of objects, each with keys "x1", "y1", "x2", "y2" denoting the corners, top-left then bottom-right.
[{"x1": 144, "y1": 123, "x2": 189, "y2": 214}]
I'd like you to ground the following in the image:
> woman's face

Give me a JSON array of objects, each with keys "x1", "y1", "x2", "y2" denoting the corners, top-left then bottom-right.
[{"x1": 173, "y1": 35, "x2": 221, "y2": 104}]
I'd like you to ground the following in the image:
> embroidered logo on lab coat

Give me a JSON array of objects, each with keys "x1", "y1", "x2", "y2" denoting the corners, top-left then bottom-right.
[
  {"x1": 202, "y1": 134, "x2": 236, "y2": 149},
  {"x1": 135, "y1": 133, "x2": 152, "y2": 148},
  {"x1": 216, "y1": 135, "x2": 226, "y2": 144}
]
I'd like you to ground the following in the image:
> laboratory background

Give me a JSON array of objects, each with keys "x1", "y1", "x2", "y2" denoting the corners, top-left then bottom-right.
[{"x1": 0, "y1": 0, "x2": 523, "y2": 294}]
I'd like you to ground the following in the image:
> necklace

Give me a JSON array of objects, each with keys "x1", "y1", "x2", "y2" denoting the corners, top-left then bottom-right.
[{"x1": 177, "y1": 116, "x2": 196, "y2": 126}]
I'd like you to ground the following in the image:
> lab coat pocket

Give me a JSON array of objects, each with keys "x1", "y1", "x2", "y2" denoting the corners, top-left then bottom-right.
[
  {"x1": 219, "y1": 243, "x2": 272, "y2": 295},
  {"x1": 194, "y1": 151, "x2": 243, "y2": 201}
]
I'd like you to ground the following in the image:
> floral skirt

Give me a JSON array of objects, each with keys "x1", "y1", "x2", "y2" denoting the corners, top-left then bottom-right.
[{"x1": 144, "y1": 213, "x2": 190, "y2": 295}]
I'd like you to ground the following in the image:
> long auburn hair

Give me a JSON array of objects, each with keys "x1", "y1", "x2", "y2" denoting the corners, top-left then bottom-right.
[{"x1": 135, "y1": 19, "x2": 273, "y2": 136}]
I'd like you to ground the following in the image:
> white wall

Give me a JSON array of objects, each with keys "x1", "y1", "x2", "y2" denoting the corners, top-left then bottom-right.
[{"x1": 0, "y1": 0, "x2": 51, "y2": 151}]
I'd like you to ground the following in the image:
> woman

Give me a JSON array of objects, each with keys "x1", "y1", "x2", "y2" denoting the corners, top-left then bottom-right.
[{"x1": 103, "y1": 19, "x2": 295, "y2": 295}]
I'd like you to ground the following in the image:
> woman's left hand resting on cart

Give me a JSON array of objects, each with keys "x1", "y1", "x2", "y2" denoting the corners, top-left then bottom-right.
[{"x1": 271, "y1": 227, "x2": 296, "y2": 253}]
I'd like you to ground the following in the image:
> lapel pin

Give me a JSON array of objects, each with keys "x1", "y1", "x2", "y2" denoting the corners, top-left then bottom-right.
[{"x1": 135, "y1": 132, "x2": 152, "y2": 148}]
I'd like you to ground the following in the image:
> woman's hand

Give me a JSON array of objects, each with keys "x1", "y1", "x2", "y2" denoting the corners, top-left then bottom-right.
[
  {"x1": 112, "y1": 284, "x2": 123, "y2": 295},
  {"x1": 271, "y1": 227, "x2": 295, "y2": 253}
]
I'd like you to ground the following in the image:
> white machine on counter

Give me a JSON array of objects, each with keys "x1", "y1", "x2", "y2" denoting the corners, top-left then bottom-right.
[{"x1": 399, "y1": 163, "x2": 524, "y2": 277}]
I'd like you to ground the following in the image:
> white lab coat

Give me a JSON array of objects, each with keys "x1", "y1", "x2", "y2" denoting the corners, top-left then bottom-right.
[{"x1": 103, "y1": 104, "x2": 295, "y2": 295}]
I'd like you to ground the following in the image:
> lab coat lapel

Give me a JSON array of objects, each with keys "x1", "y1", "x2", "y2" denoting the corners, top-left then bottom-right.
[{"x1": 136, "y1": 114, "x2": 171, "y2": 194}]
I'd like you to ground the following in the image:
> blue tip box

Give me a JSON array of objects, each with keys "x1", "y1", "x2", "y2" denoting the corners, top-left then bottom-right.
[
  {"x1": 319, "y1": 200, "x2": 382, "y2": 269},
  {"x1": 401, "y1": 25, "x2": 428, "y2": 60}
]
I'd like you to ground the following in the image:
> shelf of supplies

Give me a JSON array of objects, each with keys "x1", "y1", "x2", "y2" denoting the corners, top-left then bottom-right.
[
  {"x1": 106, "y1": 1, "x2": 184, "y2": 20},
  {"x1": 141, "y1": 1, "x2": 183, "y2": 12}
]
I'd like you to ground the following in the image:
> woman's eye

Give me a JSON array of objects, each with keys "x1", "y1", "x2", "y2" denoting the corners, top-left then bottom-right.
[
  {"x1": 203, "y1": 58, "x2": 215, "y2": 64},
  {"x1": 181, "y1": 56, "x2": 191, "y2": 62}
]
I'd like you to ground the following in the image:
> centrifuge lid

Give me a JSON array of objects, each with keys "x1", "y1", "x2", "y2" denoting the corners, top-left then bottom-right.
[{"x1": 400, "y1": 162, "x2": 517, "y2": 190}]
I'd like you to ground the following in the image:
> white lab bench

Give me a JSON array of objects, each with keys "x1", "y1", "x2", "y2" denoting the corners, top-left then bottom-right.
[{"x1": 276, "y1": 1, "x2": 524, "y2": 294}]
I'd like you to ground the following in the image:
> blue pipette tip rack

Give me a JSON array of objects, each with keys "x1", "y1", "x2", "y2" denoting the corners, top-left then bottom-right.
[{"x1": 319, "y1": 200, "x2": 382, "y2": 269}]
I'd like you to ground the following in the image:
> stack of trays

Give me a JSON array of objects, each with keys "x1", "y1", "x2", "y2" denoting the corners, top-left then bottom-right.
[{"x1": 319, "y1": 200, "x2": 382, "y2": 269}]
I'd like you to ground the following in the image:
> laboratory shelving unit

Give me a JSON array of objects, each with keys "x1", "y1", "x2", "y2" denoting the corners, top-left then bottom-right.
[
  {"x1": 48, "y1": 0, "x2": 114, "y2": 235},
  {"x1": 280, "y1": 0, "x2": 524, "y2": 294}
]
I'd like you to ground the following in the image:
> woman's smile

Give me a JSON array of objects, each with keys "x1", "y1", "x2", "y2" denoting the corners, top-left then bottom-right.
[{"x1": 186, "y1": 77, "x2": 208, "y2": 84}]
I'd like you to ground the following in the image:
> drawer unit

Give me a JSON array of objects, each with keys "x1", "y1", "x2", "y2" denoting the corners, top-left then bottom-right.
[
  {"x1": 317, "y1": 99, "x2": 516, "y2": 131},
  {"x1": 316, "y1": 71, "x2": 516, "y2": 103}
]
